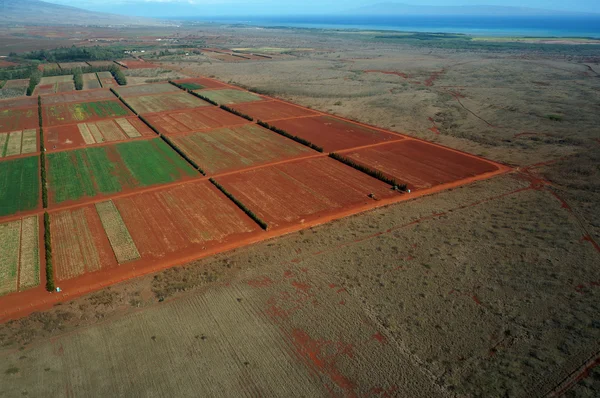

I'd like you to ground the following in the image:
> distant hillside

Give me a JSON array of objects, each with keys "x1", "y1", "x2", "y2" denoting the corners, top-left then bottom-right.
[
  {"x1": 0, "y1": 0, "x2": 163, "y2": 26},
  {"x1": 347, "y1": 3, "x2": 593, "y2": 16}
]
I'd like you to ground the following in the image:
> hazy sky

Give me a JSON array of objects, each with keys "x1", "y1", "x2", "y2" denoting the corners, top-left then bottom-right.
[{"x1": 44, "y1": 0, "x2": 600, "y2": 16}]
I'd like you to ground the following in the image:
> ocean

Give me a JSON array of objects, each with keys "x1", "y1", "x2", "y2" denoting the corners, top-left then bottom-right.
[{"x1": 182, "y1": 15, "x2": 600, "y2": 38}]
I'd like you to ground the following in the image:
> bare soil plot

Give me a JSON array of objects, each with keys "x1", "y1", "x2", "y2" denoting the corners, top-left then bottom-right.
[
  {"x1": 124, "y1": 92, "x2": 209, "y2": 115},
  {"x1": 51, "y1": 205, "x2": 117, "y2": 280},
  {"x1": 96, "y1": 71, "x2": 118, "y2": 88},
  {"x1": 172, "y1": 124, "x2": 313, "y2": 175},
  {"x1": 0, "y1": 215, "x2": 40, "y2": 296},
  {"x1": 0, "y1": 129, "x2": 38, "y2": 157},
  {"x1": 35, "y1": 75, "x2": 75, "y2": 95},
  {"x1": 232, "y1": 100, "x2": 319, "y2": 121},
  {"x1": 198, "y1": 89, "x2": 264, "y2": 104},
  {"x1": 173, "y1": 77, "x2": 226, "y2": 90},
  {"x1": 41, "y1": 89, "x2": 114, "y2": 105},
  {"x1": 342, "y1": 140, "x2": 501, "y2": 191},
  {"x1": 0, "y1": 156, "x2": 40, "y2": 217},
  {"x1": 118, "y1": 60, "x2": 159, "y2": 69},
  {"x1": 115, "y1": 83, "x2": 180, "y2": 97},
  {"x1": 45, "y1": 117, "x2": 154, "y2": 151},
  {"x1": 146, "y1": 107, "x2": 249, "y2": 135},
  {"x1": 0, "y1": 96, "x2": 37, "y2": 110},
  {"x1": 215, "y1": 157, "x2": 397, "y2": 229},
  {"x1": 82, "y1": 73, "x2": 101, "y2": 90},
  {"x1": 43, "y1": 100, "x2": 132, "y2": 127},
  {"x1": 271, "y1": 115, "x2": 402, "y2": 152},
  {"x1": 0, "y1": 107, "x2": 38, "y2": 133}
]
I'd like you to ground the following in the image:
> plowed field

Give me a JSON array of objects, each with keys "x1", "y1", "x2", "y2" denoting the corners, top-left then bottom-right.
[
  {"x1": 0, "y1": 107, "x2": 38, "y2": 133},
  {"x1": 231, "y1": 100, "x2": 318, "y2": 121},
  {"x1": 342, "y1": 140, "x2": 501, "y2": 191},
  {"x1": 46, "y1": 118, "x2": 154, "y2": 151},
  {"x1": 43, "y1": 100, "x2": 132, "y2": 127},
  {"x1": 0, "y1": 96, "x2": 37, "y2": 111},
  {"x1": 35, "y1": 75, "x2": 75, "y2": 95},
  {"x1": 113, "y1": 181, "x2": 260, "y2": 261},
  {"x1": 118, "y1": 60, "x2": 159, "y2": 69},
  {"x1": 115, "y1": 83, "x2": 180, "y2": 97},
  {"x1": 41, "y1": 89, "x2": 114, "y2": 105},
  {"x1": 82, "y1": 73, "x2": 101, "y2": 90},
  {"x1": 171, "y1": 124, "x2": 312, "y2": 175},
  {"x1": 125, "y1": 92, "x2": 208, "y2": 115},
  {"x1": 96, "y1": 72, "x2": 117, "y2": 88},
  {"x1": 271, "y1": 115, "x2": 402, "y2": 152},
  {"x1": 198, "y1": 89, "x2": 263, "y2": 104},
  {"x1": 0, "y1": 215, "x2": 40, "y2": 296},
  {"x1": 46, "y1": 139, "x2": 197, "y2": 205},
  {"x1": 146, "y1": 107, "x2": 249, "y2": 135},
  {"x1": 0, "y1": 156, "x2": 40, "y2": 217},
  {"x1": 173, "y1": 77, "x2": 226, "y2": 90},
  {"x1": 214, "y1": 157, "x2": 397, "y2": 229},
  {"x1": 0, "y1": 129, "x2": 38, "y2": 157}
]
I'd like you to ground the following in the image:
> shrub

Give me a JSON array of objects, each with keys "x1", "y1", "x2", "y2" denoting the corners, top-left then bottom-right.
[
  {"x1": 220, "y1": 105, "x2": 253, "y2": 121},
  {"x1": 44, "y1": 212, "x2": 55, "y2": 292},
  {"x1": 210, "y1": 178, "x2": 268, "y2": 230},
  {"x1": 328, "y1": 152, "x2": 407, "y2": 190},
  {"x1": 0, "y1": 80, "x2": 5, "y2": 89},
  {"x1": 110, "y1": 65, "x2": 127, "y2": 86},
  {"x1": 73, "y1": 68, "x2": 83, "y2": 90},
  {"x1": 26, "y1": 70, "x2": 42, "y2": 96},
  {"x1": 257, "y1": 120, "x2": 323, "y2": 152}
]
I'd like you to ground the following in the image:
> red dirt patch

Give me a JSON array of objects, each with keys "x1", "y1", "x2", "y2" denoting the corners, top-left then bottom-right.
[
  {"x1": 173, "y1": 77, "x2": 227, "y2": 90},
  {"x1": 41, "y1": 89, "x2": 114, "y2": 106},
  {"x1": 146, "y1": 107, "x2": 249, "y2": 135},
  {"x1": 341, "y1": 140, "x2": 500, "y2": 191},
  {"x1": 231, "y1": 100, "x2": 319, "y2": 122},
  {"x1": 0, "y1": 96, "x2": 38, "y2": 111},
  {"x1": 0, "y1": 107, "x2": 39, "y2": 133},
  {"x1": 270, "y1": 115, "x2": 402, "y2": 152},
  {"x1": 214, "y1": 157, "x2": 397, "y2": 230},
  {"x1": 0, "y1": 60, "x2": 18, "y2": 68}
]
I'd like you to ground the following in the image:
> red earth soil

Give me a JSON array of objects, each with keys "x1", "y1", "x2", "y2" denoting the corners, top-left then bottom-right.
[
  {"x1": 0, "y1": 60, "x2": 18, "y2": 67},
  {"x1": 270, "y1": 115, "x2": 402, "y2": 152},
  {"x1": 0, "y1": 107, "x2": 39, "y2": 133},
  {"x1": 41, "y1": 89, "x2": 114, "y2": 105},
  {"x1": 214, "y1": 157, "x2": 398, "y2": 230},
  {"x1": 118, "y1": 60, "x2": 159, "y2": 69},
  {"x1": 42, "y1": 100, "x2": 134, "y2": 127},
  {"x1": 115, "y1": 83, "x2": 181, "y2": 98},
  {"x1": 341, "y1": 139, "x2": 500, "y2": 191},
  {"x1": 45, "y1": 117, "x2": 155, "y2": 151},
  {"x1": 174, "y1": 77, "x2": 227, "y2": 90},
  {"x1": 0, "y1": 96, "x2": 38, "y2": 111},
  {"x1": 145, "y1": 107, "x2": 249, "y2": 135},
  {"x1": 231, "y1": 100, "x2": 319, "y2": 121},
  {"x1": 35, "y1": 84, "x2": 55, "y2": 96}
]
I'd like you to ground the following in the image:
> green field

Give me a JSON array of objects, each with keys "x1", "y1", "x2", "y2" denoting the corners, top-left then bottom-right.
[
  {"x1": 47, "y1": 138, "x2": 198, "y2": 205},
  {"x1": 0, "y1": 156, "x2": 40, "y2": 217},
  {"x1": 179, "y1": 82, "x2": 204, "y2": 90},
  {"x1": 45, "y1": 100, "x2": 130, "y2": 126},
  {"x1": 198, "y1": 89, "x2": 263, "y2": 105}
]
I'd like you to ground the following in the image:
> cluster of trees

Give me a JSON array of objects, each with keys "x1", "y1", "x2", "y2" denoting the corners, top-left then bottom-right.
[
  {"x1": 110, "y1": 65, "x2": 127, "y2": 86},
  {"x1": 26, "y1": 70, "x2": 42, "y2": 96},
  {"x1": 257, "y1": 120, "x2": 323, "y2": 152},
  {"x1": 220, "y1": 105, "x2": 253, "y2": 121},
  {"x1": 209, "y1": 178, "x2": 268, "y2": 230},
  {"x1": 328, "y1": 153, "x2": 407, "y2": 191},
  {"x1": 73, "y1": 69, "x2": 83, "y2": 90},
  {"x1": 0, "y1": 66, "x2": 35, "y2": 81},
  {"x1": 21, "y1": 45, "x2": 126, "y2": 62}
]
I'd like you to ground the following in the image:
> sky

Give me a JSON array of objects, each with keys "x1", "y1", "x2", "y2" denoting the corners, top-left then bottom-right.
[{"x1": 43, "y1": 0, "x2": 600, "y2": 17}]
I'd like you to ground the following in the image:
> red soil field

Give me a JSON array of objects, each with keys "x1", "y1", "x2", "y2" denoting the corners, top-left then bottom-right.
[
  {"x1": 41, "y1": 89, "x2": 114, "y2": 105},
  {"x1": 215, "y1": 157, "x2": 398, "y2": 229},
  {"x1": 45, "y1": 117, "x2": 155, "y2": 151},
  {"x1": 271, "y1": 115, "x2": 402, "y2": 152},
  {"x1": 35, "y1": 84, "x2": 55, "y2": 96},
  {"x1": 173, "y1": 77, "x2": 226, "y2": 90},
  {"x1": 0, "y1": 60, "x2": 18, "y2": 68},
  {"x1": 342, "y1": 139, "x2": 501, "y2": 191},
  {"x1": 115, "y1": 83, "x2": 180, "y2": 98},
  {"x1": 0, "y1": 107, "x2": 39, "y2": 133},
  {"x1": 118, "y1": 60, "x2": 159, "y2": 69},
  {"x1": 43, "y1": 100, "x2": 134, "y2": 127},
  {"x1": 113, "y1": 181, "x2": 260, "y2": 261},
  {"x1": 232, "y1": 100, "x2": 319, "y2": 121},
  {"x1": 146, "y1": 107, "x2": 249, "y2": 135},
  {"x1": 0, "y1": 96, "x2": 38, "y2": 111},
  {"x1": 171, "y1": 124, "x2": 313, "y2": 175}
]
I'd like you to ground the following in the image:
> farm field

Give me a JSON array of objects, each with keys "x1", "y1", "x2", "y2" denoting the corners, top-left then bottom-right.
[
  {"x1": 82, "y1": 73, "x2": 101, "y2": 90},
  {"x1": 173, "y1": 77, "x2": 226, "y2": 90},
  {"x1": 214, "y1": 157, "x2": 398, "y2": 229},
  {"x1": 0, "y1": 215, "x2": 40, "y2": 296},
  {"x1": 0, "y1": 96, "x2": 37, "y2": 110},
  {"x1": 124, "y1": 92, "x2": 209, "y2": 114},
  {"x1": 0, "y1": 79, "x2": 28, "y2": 98},
  {"x1": 0, "y1": 129, "x2": 38, "y2": 157},
  {"x1": 118, "y1": 60, "x2": 159, "y2": 69},
  {"x1": 341, "y1": 139, "x2": 501, "y2": 191},
  {"x1": 43, "y1": 100, "x2": 132, "y2": 127},
  {"x1": 198, "y1": 88, "x2": 264, "y2": 104},
  {"x1": 115, "y1": 82, "x2": 180, "y2": 97},
  {"x1": 41, "y1": 89, "x2": 114, "y2": 105},
  {"x1": 58, "y1": 62, "x2": 88, "y2": 69},
  {"x1": 0, "y1": 156, "x2": 40, "y2": 217},
  {"x1": 145, "y1": 107, "x2": 249, "y2": 135},
  {"x1": 46, "y1": 138, "x2": 198, "y2": 205},
  {"x1": 87, "y1": 61, "x2": 117, "y2": 68},
  {"x1": 46, "y1": 117, "x2": 154, "y2": 151},
  {"x1": 172, "y1": 124, "x2": 313, "y2": 175},
  {"x1": 35, "y1": 75, "x2": 75, "y2": 95},
  {"x1": 96, "y1": 71, "x2": 117, "y2": 88},
  {"x1": 271, "y1": 115, "x2": 402, "y2": 152},
  {"x1": 232, "y1": 100, "x2": 319, "y2": 121},
  {"x1": 0, "y1": 107, "x2": 38, "y2": 133}
]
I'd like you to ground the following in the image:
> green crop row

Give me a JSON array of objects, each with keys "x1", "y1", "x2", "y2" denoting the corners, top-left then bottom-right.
[
  {"x1": 257, "y1": 120, "x2": 323, "y2": 152},
  {"x1": 209, "y1": 178, "x2": 268, "y2": 230}
]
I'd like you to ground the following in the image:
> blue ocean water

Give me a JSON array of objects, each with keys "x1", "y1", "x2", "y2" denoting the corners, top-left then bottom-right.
[{"x1": 185, "y1": 15, "x2": 600, "y2": 38}]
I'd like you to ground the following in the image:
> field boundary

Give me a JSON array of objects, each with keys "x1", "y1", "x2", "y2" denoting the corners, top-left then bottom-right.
[
  {"x1": 209, "y1": 178, "x2": 269, "y2": 230},
  {"x1": 257, "y1": 120, "x2": 323, "y2": 152}
]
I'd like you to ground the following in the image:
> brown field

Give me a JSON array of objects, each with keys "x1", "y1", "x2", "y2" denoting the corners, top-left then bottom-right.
[
  {"x1": 0, "y1": 129, "x2": 38, "y2": 157},
  {"x1": 82, "y1": 73, "x2": 101, "y2": 90},
  {"x1": 0, "y1": 215, "x2": 40, "y2": 296},
  {"x1": 57, "y1": 62, "x2": 89, "y2": 69},
  {"x1": 232, "y1": 100, "x2": 319, "y2": 121},
  {"x1": 0, "y1": 96, "x2": 37, "y2": 110},
  {"x1": 41, "y1": 88, "x2": 114, "y2": 105},
  {"x1": 173, "y1": 77, "x2": 226, "y2": 90},
  {"x1": 118, "y1": 60, "x2": 159, "y2": 69},
  {"x1": 35, "y1": 75, "x2": 75, "y2": 95},
  {"x1": 96, "y1": 71, "x2": 118, "y2": 88},
  {"x1": 0, "y1": 107, "x2": 38, "y2": 132},
  {"x1": 146, "y1": 107, "x2": 250, "y2": 135},
  {"x1": 124, "y1": 92, "x2": 209, "y2": 114},
  {"x1": 115, "y1": 82, "x2": 180, "y2": 97}
]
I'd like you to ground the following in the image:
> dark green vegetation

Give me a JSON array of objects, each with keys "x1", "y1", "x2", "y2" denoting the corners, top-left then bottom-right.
[
  {"x1": 73, "y1": 69, "x2": 83, "y2": 91},
  {"x1": 0, "y1": 66, "x2": 35, "y2": 81},
  {"x1": 38, "y1": 95, "x2": 48, "y2": 208},
  {"x1": 547, "y1": 114, "x2": 564, "y2": 122},
  {"x1": 190, "y1": 91, "x2": 218, "y2": 106},
  {"x1": 0, "y1": 156, "x2": 40, "y2": 217},
  {"x1": 21, "y1": 46, "x2": 125, "y2": 63},
  {"x1": 220, "y1": 105, "x2": 253, "y2": 121},
  {"x1": 257, "y1": 120, "x2": 324, "y2": 152},
  {"x1": 179, "y1": 82, "x2": 204, "y2": 90},
  {"x1": 329, "y1": 152, "x2": 406, "y2": 190},
  {"x1": 111, "y1": 65, "x2": 127, "y2": 86},
  {"x1": 209, "y1": 178, "x2": 268, "y2": 230},
  {"x1": 43, "y1": 212, "x2": 54, "y2": 292},
  {"x1": 46, "y1": 139, "x2": 197, "y2": 204},
  {"x1": 26, "y1": 70, "x2": 41, "y2": 96}
]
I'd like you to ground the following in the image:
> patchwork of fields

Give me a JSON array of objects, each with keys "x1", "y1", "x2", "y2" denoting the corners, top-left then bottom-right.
[
  {"x1": 43, "y1": 100, "x2": 132, "y2": 126},
  {"x1": 0, "y1": 129, "x2": 38, "y2": 158},
  {"x1": 35, "y1": 75, "x2": 75, "y2": 95},
  {"x1": 124, "y1": 92, "x2": 209, "y2": 114},
  {"x1": 0, "y1": 107, "x2": 38, "y2": 132},
  {"x1": 41, "y1": 89, "x2": 114, "y2": 105},
  {"x1": 173, "y1": 77, "x2": 226, "y2": 90},
  {"x1": 115, "y1": 83, "x2": 180, "y2": 97}
]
